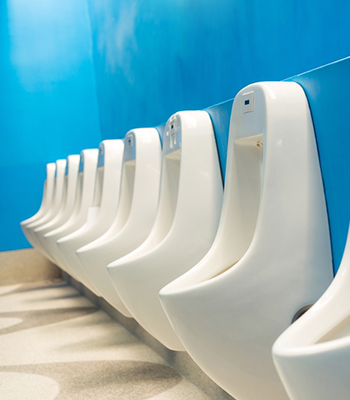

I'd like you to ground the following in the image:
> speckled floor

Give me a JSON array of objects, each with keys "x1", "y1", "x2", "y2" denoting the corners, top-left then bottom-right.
[{"x1": 0, "y1": 280, "x2": 210, "y2": 400}]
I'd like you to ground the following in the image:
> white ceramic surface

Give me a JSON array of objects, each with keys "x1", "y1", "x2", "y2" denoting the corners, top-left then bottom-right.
[
  {"x1": 23, "y1": 159, "x2": 67, "y2": 251},
  {"x1": 20, "y1": 162, "x2": 56, "y2": 230},
  {"x1": 34, "y1": 155, "x2": 80, "y2": 263},
  {"x1": 107, "y1": 111, "x2": 223, "y2": 349},
  {"x1": 77, "y1": 129, "x2": 161, "y2": 316},
  {"x1": 159, "y1": 82, "x2": 333, "y2": 400},
  {"x1": 56, "y1": 140, "x2": 124, "y2": 295},
  {"x1": 42, "y1": 149, "x2": 98, "y2": 281},
  {"x1": 272, "y1": 226, "x2": 350, "y2": 400}
]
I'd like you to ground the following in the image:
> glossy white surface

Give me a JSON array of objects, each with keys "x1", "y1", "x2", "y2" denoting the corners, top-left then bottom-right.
[
  {"x1": 107, "y1": 111, "x2": 223, "y2": 349},
  {"x1": 23, "y1": 159, "x2": 67, "y2": 251},
  {"x1": 159, "y1": 82, "x2": 333, "y2": 399},
  {"x1": 77, "y1": 129, "x2": 161, "y2": 316},
  {"x1": 56, "y1": 140, "x2": 124, "y2": 295},
  {"x1": 20, "y1": 162, "x2": 56, "y2": 230},
  {"x1": 42, "y1": 149, "x2": 98, "y2": 282},
  {"x1": 272, "y1": 227, "x2": 350, "y2": 400},
  {"x1": 34, "y1": 155, "x2": 80, "y2": 263}
]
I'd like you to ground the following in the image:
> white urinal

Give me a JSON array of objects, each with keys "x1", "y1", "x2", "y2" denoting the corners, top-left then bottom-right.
[
  {"x1": 23, "y1": 159, "x2": 67, "y2": 250},
  {"x1": 159, "y1": 82, "x2": 334, "y2": 400},
  {"x1": 34, "y1": 155, "x2": 80, "y2": 263},
  {"x1": 77, "y1": 129, "x2": 161, "y2": 316},
  {"x1": 107, "y1": 111, "x2": 223, "y2": 349},
  {"x1": 56, "y1": 140, "x2": 124, "y2": 295},
  {"x1": 272, "y1": 223, "x2": 350, "y2": 400},
  {"x1": 43, "y1": 149, "x2": 98, "y2": 279},
  {"x1": 21, "y1": 162, "x2": 56, "y2": 231}
]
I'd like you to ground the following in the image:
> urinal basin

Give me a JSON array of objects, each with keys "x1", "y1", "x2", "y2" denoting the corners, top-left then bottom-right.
[
  {"x1": 23, "y1": 159, "x2": 67, "y2": 251},
  {"x1": 20, "y1": 162, "x2": 56, "y2": 231},
  {"x1": 107, "y1": 111, "x2": 223, "y2": 350},
  {"x1": 273, "y1": 224, "x2": 350, "y2": 400},
  {"x1": 159, "y1": 82, "x2": 333, "y2": 400},
  {"x1": 77, "y1": 129, "x2": 161, "y2": 316},
  {"x1": 42, "y1": 149, "x2": 98, "y2": 279},
  {"x1": 34, "y1": 155, "x2": 80, "y2": 263},
  {"x1": 56, "y1": 139, "x2": 125, "y2": 295}
]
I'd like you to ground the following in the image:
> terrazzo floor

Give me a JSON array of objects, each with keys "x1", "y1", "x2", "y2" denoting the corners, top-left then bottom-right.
[{"x1": 0, "y1": 280, "x2": 211, "y2": 399}]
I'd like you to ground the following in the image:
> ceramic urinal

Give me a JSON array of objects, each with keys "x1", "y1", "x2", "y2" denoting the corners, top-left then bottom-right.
[
  {"x1": 21, "y1": 162, "x2": 56, "y2": 239},
  {"x1": 56, "y1": 140, "x2": 124, "y2": 295},
  {"x1": 159, "y1": 82, "x2": 334, "y2": 400},
  {"x1": 107, "y1": 111, "x2": 223, "y2": 349},
  {"x1": 23, "y1": 159, "x2": 67, "y2": 250},
  {"x1": 272, "y1": 222, "x2": 350, "y2": 400},
  {"x1": 34, "y1": 155, "x2": 80, "y2": 263},
  {"x1": 43, "y1": 149, "x2": 98, "y2": 277},
  {"x1": 76, "y1": 129, "x2": 161, "y2": 316}
]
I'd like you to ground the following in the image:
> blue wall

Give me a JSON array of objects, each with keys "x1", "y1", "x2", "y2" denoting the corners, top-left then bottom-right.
[
  {"x1": 0, "y1": 0, "x2": 101, "y2": 251},
  {"x1": 2, "y1": 0, "x2": 350, "y2": 266},
  {"x1": 86, "y1": 0, "x2": 350, "y2": 140}
]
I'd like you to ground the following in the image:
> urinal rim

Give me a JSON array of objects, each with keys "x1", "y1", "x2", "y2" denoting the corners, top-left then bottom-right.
[
  {"x1": 107, "y1": 109, "x2": 219, "y2": 270},
  {"x1": 85, "y1": 125, "x2": 166, "y2": 263},
  {"x1": 54, "y1": 139, "x2": 127, "y2": 282},
  {"x1": 43, "y1": 171, "x2": 85, "y2": 239},
  {"x1": 273, "y1": 248, "x2": 350, "y2": 358},
  {"x1": 34, "y1": 155, "x2": 80, "y2": 234},
  {"x1": 43, "y1": 148, "x2": 99, "y2": 239},
  {"x1": 55, "y1": 139, "x2": 124, "y2": 245},
  {"x1": 273, "y1": 290, "x2": 350, "y2": 355},
  {"x1": 78, "y1": 127, "x2": 160, "y2": 253},
  {"x1": 160, "y1": 238, "x2": 261, "y2": 296},
  {"x1": 75, "y1": 129, "x2": 161, "y2": 314},
  {"x1": 273, "y1": 332, "x2": 350, "y2": 356},
  {"x1": 160, "y1": 81, "x2": 322, "y2": 297},
  {"x1": 20, "y1": 162, "x2": 57, "y2": 227},
  {"x1": 26, "y1": 159, "x2": 67, "y2": 230}
]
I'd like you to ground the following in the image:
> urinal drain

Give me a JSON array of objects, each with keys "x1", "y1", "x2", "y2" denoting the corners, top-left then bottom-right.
[{"x1": 291, "y1": 304, "x2": 313, "y2": 324}]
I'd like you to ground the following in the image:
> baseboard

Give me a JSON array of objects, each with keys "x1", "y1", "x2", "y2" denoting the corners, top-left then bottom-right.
[{"x1": 0, "y1": 248, "x2": 62, "y2": 285}]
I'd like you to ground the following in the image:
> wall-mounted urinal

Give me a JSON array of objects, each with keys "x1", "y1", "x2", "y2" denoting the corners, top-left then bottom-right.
[
  {"x1": 56, "y1": 140, "x2": 124, "y2": 295},
  {"x1": 107, "y1": 111, "x2": 223, "y2": 349},
  {"x1": 159, "y1": 82, "x2": 334, "y2": 400},
  {"x1": 272, "y1": 222, "x2": 350, "y2": 400},
  {"x1": 42, "y1": 149, "x2": 98, "y2": 280},
  {"x1": 23, "y1": 159, "x2": 67, "y2": 251},
  {"x1": 76, "y1": 129, "x2": 161, "y2": 316},
  {"x1": 21, "y1": 162, "x2": 56, "y2": 232},
  {"x1": 33, "y1": 155, "x2": 80, "y2": 263}
]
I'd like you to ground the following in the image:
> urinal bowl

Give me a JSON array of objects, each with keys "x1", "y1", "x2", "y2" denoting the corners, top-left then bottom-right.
[
  {"x1": 34, "y1": 155, "x2": 80, "y2": 263},
  {"x1": 159, "y1": 82, "x2": 333, "y2": 400},
  {"x1": 56, "y1": 139, "x2": 125, "y2": 295},
  {"x1": 42, "y1": 149, "x2": 98, "y2": 277},
  {"x1": 107, "y1": 110, "x2": 223, "y2": 351},
  {"x1": 77, "y1": 129, "x2": 162, "y2": 316},
  {"x1": 24, "y1": 159, "x2": 67, "y2": 252},
  {"x1": 273, "y1": 225, "x2": 350, "y2": 400},
  {"x1": 20, "y1": 162, "x2": 56, "y2": 231}
]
